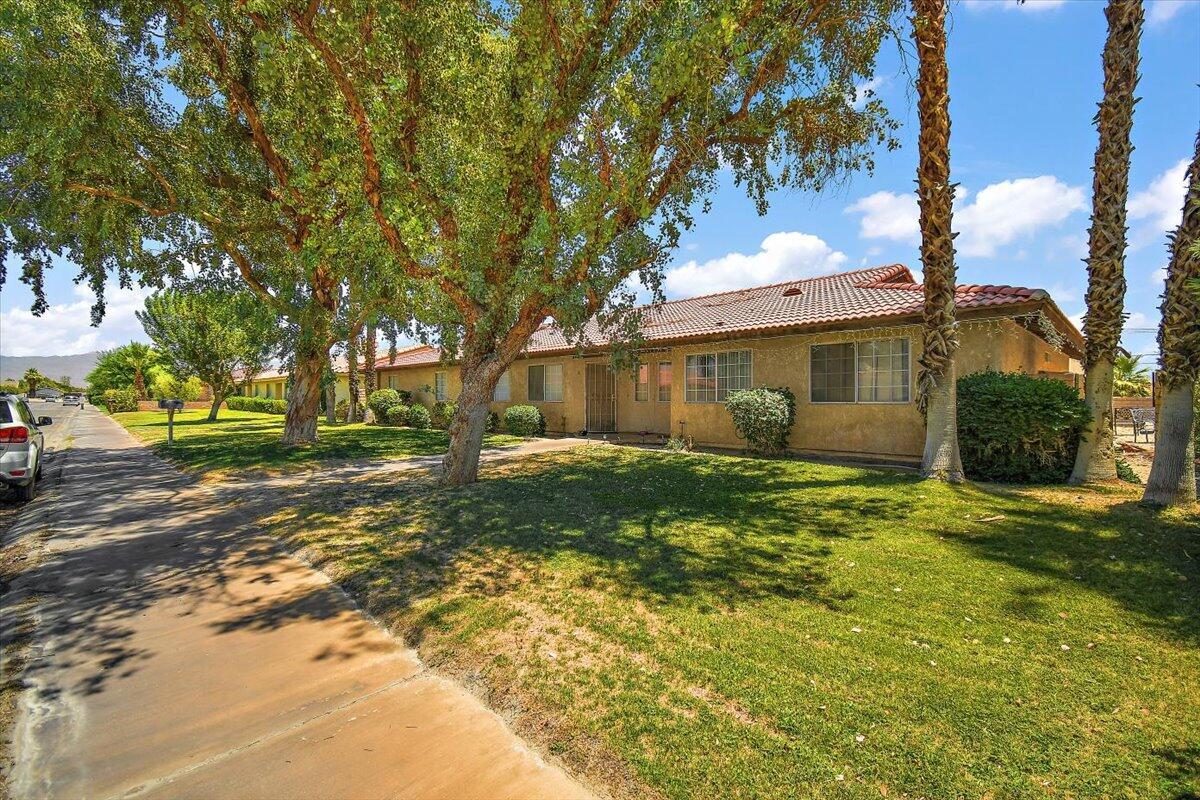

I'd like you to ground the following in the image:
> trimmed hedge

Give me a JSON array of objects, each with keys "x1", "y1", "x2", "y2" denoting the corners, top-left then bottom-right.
[
  {"x1": 505, "y1": 405, "x2": 542, "y2": 437},
  {"x1": 226, "y1": 395, "x2": 288, "y2": 415},
  {"x1": 102, "y1": 388, "x2": 139, "y2": 413},
  {"x1": 725, "y1": 388, "x2": 794, "y2": 455},
  {"x1": 367, "y1": 389, "x2": 403, "y2": 421},
  {"x1": 384, "y1": 404, "x2": 411, "y2": 426},
  {"x1": 406, "y1": 404, "x2": 431, "y2": 429},
  {"x1": 957, "y1": 370, "x2": 1091, "y2": 483}
]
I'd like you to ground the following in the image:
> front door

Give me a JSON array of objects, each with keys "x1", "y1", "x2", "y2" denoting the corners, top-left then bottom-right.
[{"x1": 585, "y1": 363, "x2": 616, "y2": 432}]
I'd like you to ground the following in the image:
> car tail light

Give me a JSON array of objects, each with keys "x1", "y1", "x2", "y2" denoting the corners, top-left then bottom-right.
[
  {"x1": 0, "y1": 426, "x2": 29, "y2": 444},
  {"x1": 9, "y1": 470, "x2": 25, "y2": 477}
]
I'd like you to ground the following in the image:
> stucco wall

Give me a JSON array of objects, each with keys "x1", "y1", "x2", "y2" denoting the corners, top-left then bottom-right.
[
  {"x1": 374, "y1": 316, "x2": 1074, "y2": 460},
  {"x1": 244, "y1": 375, "x2": 351, "y2": 403}
]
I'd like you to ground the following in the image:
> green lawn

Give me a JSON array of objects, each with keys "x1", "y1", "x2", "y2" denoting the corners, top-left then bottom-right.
[
  {"x1": 114, "y1": 409, "x2": 523, "y2": 476},
  {"x1": 256, "y1": 445, "x2": 1199, "y2": 799}
]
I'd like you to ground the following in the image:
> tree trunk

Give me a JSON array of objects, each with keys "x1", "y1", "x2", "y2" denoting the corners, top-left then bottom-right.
[
  {"x1": 912, "y1": 0, "x2": 964, "y2": 483},
  {"x1": 921, "y1": 357, "x2": 964, "y2": 480},
  {"x1": 442, "y1": 368, "x2": 500, "y2": 486},
  {"x1": 208, "y1": 393, "x2": 224, "y2": 422},
  {"x1": 283, "y1": 345, "x2": 325, "y2": 444},
  {"x1": 325, "y1": 380, "x2": 337, "y2": 425},
  {"x1": 1071, "y1": 0, "x2": 1142, "y2": 485},
  {"x1": 1071, "y1": 359, "x2": 1118, "y2": 484},
  {"x1": 363, "y1": 323, "x2": 377, "y2": 423},
  {"x1": 134, "y1": 370, "x2": 146, "y2": 400},
  {"x1": 1143, "y1": 384, "x2": 1197, "y2": 505},
  {"x1": 347, "y1": 334, "x2": 361, "y2": 424}
]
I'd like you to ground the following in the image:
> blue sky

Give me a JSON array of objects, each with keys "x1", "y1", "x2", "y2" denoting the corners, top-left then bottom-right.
[{"x1": 2, "y1": 0, "x2": 1196, "y2": 362}]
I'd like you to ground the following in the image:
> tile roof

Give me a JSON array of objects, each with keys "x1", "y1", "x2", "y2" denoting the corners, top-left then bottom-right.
[
  {"x1": 373, "y1": 343, "x2": 440, "y2": 369},
  {"x1": 375, "y1": 265, "x2": 1077, "y2": 368}
]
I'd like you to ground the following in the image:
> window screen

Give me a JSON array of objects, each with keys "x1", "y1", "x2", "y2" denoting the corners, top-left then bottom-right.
[
  {"x1": 810, "y1": 343, "x2": 856, "y2": 403},
  {"x1": 685, "y1": 350, "x2": 752, "y2": 403},
  {"x1": 657, "y1": 362, "x2": 672, "y2": 402},
  {"x1": 434, "y1": 371, "x2": 448, "y2": 401},
  {"x1": 528, "y1": 364, "x2": 563, "y2": 402},
  {"x1": 634, "y1": 364, "x2": 649, "y2": 401},
  {"x1": 811, "y1": 339, "x2": 910, "y2": 403},
  {"x1": 493, "y1": 370, "x2": 510, "y2": 402}
]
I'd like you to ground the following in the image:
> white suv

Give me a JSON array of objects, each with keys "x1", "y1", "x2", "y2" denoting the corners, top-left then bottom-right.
[{"x1": 0, "y1": 393, "x2": 52, "y2": 501}]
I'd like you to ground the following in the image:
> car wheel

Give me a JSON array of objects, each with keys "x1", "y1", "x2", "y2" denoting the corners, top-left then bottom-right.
[{"x1": 17, "y1": 474, "x2": 36, "y2": 502}]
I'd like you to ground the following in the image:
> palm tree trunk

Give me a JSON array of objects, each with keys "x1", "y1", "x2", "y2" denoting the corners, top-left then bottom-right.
[
  {"x1": 1070, "y1": 0, "x2": 1143, "y2": 485},
  {"x1": 1143, "y1": 132, "x2": 1200, "y2": 506},
  {"x1": 346, "y1": 333, "x2": 361, "y2": 423},
  {"x1": 363, "y1": 322, "x2": 378, "y2": 422},
  {"x1": 912, "y1": 0, "x2": 963, "y2": 482}
]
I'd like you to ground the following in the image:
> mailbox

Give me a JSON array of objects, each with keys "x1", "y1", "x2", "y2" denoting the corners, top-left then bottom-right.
[{"x1": 158, "y1": 398, "x2": 186, "y2": 410}]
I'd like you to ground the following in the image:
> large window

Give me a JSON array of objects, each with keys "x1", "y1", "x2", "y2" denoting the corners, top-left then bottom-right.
[
  {"x1": 527, "y1": 363, "x2": 563, "y2": 402},
  {"x1": 634, "y1": 364, "x2": 649, "y2": 401},
  {"x1": 685, "y1": 349, "x2": 752, "y2": 403},
  {"x1": 810, "y1": 338, "x2": 910, "y2": 403},
  {"x1": 493, "y1": 370, "x2": 510, "y2": 402},
  {"x1": 434, "y1": 371, "x2": 448, "y2": 401},
  {"x1": 657, "y1": 361, "x2": 672, "y2": 402}
]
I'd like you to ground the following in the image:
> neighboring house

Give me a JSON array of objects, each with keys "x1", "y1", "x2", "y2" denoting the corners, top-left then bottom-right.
[
  {"x1": 238, "y1": 356, "x2": 357, "y2": 403},
  {"x1": 377, "y1": 265, "x2": 1084, "y2": 463}
]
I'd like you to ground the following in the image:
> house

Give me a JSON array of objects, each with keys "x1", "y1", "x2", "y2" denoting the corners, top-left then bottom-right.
[
  {"x1": 379, "y1": 264, "x2": 1083, "y2": 463},
  {"x1": 239, "y1": 355, "x2": 358, "y2": 402}
]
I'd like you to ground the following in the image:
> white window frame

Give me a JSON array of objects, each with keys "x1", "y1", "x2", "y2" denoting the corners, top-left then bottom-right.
[
  {"x1": 657, "y1": 361, "x2": 672, "y2": 403},
  {"x1": 528, "y1": 363, "x2": 564, "y2": 403},
  {"x1": 493, "y1": 370, "x2": 511, "y2": 402},
  {"x1": 434, "y1": 371, "x2": 448, "y2": 402},
  {"x1": 809, "y1": 338, "x2": 911, "y2": 405},
  {"x1": 684, "y1": 349, "x2": 753, "y2": 404}
]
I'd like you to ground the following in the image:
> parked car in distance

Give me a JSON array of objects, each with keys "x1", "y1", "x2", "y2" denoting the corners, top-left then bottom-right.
[
  {"x1": 62, "y1": 393, "x2": 83, "y2": 407},
  {"x1": 0, "y1": 392, "x2": 51, "y2": 502}
]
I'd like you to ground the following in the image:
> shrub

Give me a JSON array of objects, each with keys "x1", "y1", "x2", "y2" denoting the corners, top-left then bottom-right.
[
  {"x1": 406, "y1": 403, "x2": 431, "y2": 429},
  {"x1": 725, "y1": 388, "x2": 794, "y2": 455},
  {"x1": 536, "y1": 407, "x2": 548, "y2": 436},
  {"x1": 367, "y1": 389, "x2": 403, "y2": 421},
  {"x1": 335, "y1": 398, "x2": 350, "y2": 423},
  {"x1": 486, "y1": 410, "x2": 501, "y2": 433},
  {"x1": 957, "y1": 370, "x2": 1092, "y2": 483},
  {"x1": 1115, "y1": 457, "x2": 1142, "y2": 484},
  {"x1": 101, "y1": 388, "x2": 139, "y2": 413},
  {"x1": 384, "y1": 404, "x2": 411, "y2": 426},
  {"x1": 225, "y1": 395, "x2": 288, "y2": 414},
  {"x1": 505, "y1": 405, "x2": 542, "y2": 437},
  {"x1": 398, "y1": 389, "x2": 414, "y2": 404},
  {"x1": 664, "y1": 434, "x2": 695, "y2": 452},
  {"x1": 432, "y1": 400, "x2": 457, "y2": 430}
]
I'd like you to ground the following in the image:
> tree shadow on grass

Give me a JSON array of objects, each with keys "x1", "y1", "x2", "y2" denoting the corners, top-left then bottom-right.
[{"x1": 939, "y1": 485, "x2": 1200, "y2": 644}]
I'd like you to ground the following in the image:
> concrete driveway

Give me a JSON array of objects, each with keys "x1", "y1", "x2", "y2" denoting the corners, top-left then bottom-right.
[{"x1": 4, "y1": 407, "x2": 591, "y2": 800}]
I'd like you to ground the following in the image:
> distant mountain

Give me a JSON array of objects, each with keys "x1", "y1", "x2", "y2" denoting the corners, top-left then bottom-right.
[{"x1": 0, "y1": 351, "x2": 101, "y2": 387}]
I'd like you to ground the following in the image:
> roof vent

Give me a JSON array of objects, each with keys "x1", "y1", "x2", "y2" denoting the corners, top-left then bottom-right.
[{"x1": 782, "y1": 286, "x2": 803, "y2": 297}]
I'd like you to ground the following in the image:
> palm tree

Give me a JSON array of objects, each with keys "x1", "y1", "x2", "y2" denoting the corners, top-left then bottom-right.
[
  {"x1": 362, "y1": 320, "x2": 378, "y2": 421},
  {"x1": 1143, "y1": 132, "x2": 1199, "y2": 506},
  {"x1": 1070, "y1": 0, "x2": 1143, "y2": 485},
  {"x1": 22, "y1": 368, "x2": 44, "y2": 396},
  {"x1": 346, "y1": 331, "x2": 361, "y2": 423},
  {"x1": 912, "y1": 0, "x2": 964, "y2": 482},
  {"x1": 122, "y1": 342, "x2": 160, "y2": 400},
  {"x1": 1113, "y1": 353, "x2": 1151, "y2": 396}
]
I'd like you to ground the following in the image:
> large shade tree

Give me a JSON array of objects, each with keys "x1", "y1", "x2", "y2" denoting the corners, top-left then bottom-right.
[
  {"x1": 281, "y1": 0, "x2": 901, "y2": 483},
  {"x1": 911, "y1": 0, "x2": 963, "y2": 482},
  {"x1": 1143, "y1": 133, "x2": 1199, "y2": 507},
  {"x1": 1, "y1": 0, "x2": 407, "y2": 444},
  {"x1": 1070, "y1": 0, "x2": 1143, "y2": 485},
  {"x1": 138, "y1": 287, "x2": 283, "y2": 420}
]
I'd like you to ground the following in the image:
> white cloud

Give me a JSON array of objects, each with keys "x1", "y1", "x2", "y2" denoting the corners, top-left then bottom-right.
[
  {"x1": 1128, "y1": 158, "x2": 1188, "y2": 243},
  {"x1": 0, "y1": 282, "x2": 153, "y2": 357},
  {"x1": 1151, "y1": 266, "x2": 1168, "y2": 286},
  {"x1": 1147, "y1": 0, "x2": 1190, "y2": 26},
  {"x1": 850, "y1": 76, "x2": 888, "y2": 110},
  {"x1": 662, "y1": 232, "x2": 848, "y2": 298},
  {"x1": 956, "y1": 176, "x2": 1086, "y2": 257},
  {"x1": 844, "y1": 191, "x2": 920, "y2": 244},
  {"x1": 845, "y1": 176, "x2": 1085, "y2": 258},
  {"x1": 961, "y1": 0, "x2": 1066, "y2": 12}
]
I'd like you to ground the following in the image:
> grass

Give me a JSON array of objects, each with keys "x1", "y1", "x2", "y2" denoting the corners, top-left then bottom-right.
[
  {"x1": 255, "y1": 445, "x2": 1200, "y2": 799},
  {"x1": 114, "y1": 409, "x2": 523, "y2": 477}
]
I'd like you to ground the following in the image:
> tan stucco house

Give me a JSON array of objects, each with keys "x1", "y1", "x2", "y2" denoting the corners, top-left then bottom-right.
[
  {"x1": 378, "y1": 264, "x2": 1082, "y2": 463},
  {"x1": 239, "y1": 355, "x2": 355, "y2": 403}
]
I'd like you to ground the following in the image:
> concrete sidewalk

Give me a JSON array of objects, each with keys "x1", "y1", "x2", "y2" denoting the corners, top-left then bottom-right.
[{"x1": 6, "y1": 408, "x2": 592, "y2": 800}]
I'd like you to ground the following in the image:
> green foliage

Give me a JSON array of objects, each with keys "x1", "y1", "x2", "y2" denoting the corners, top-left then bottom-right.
[
  {"x1": 406, "y1": 404, "x2": 431, "y2": 430},
  {"x1": 1115, "y1": 457, "x2": 1143, "y2": 484},
  {"x1": 367, "y1": 389, "x2": 404, "y2": 421},
  {"x1": 505, "y1": 405, "x2": 541, "y2": 437},
  {"x1": 432, "y1": 401, "x2": 457, "y2": 430},
  {"x1": 486, "y1": 410, "x2": 501, "y2": 433},
  {"x1": 1114, "y1": 354, "x2": 1151, "y2": 397},
  {"x1": 225, "y1": 395, "x2": 288, "y2": 415},
  {"x1": 664, "y1": 435, "x2": 695, "y2": 452},
  {"x1": 101, "y1": 388, "x2": 139, "y2": 413},
  {"x1": 86, "y1": 343, "x2": 167, "y2": 400},
  {"x1": 957, "y1": 371, "x2": 1092, "y2": 483},
  {"x1": 725, "y1": 389, "x2": 795, "y2": 455},
  {"x1": 335, "y1": 398, "x2": 350, "y2": 423},
  {"x1": 384, "y1": 404, "x2": 411, "y2": 426},
  {"x1": 0, "y1": 381, "x2": 20, "y2": 394},
  {"x1": 138, "y1": 288, "x2": 280, "y2": 409},
  {"x1": 152, "y1": 373, "x2": 204, "y2": 402},
  {"x1": 398, "y1": 390, "x2": 414, "y2": 405}
]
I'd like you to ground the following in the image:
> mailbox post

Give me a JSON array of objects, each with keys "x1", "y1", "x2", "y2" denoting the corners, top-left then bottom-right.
[{"x1": 158, "y1": 398, "x2": 185, "y2": 445}]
